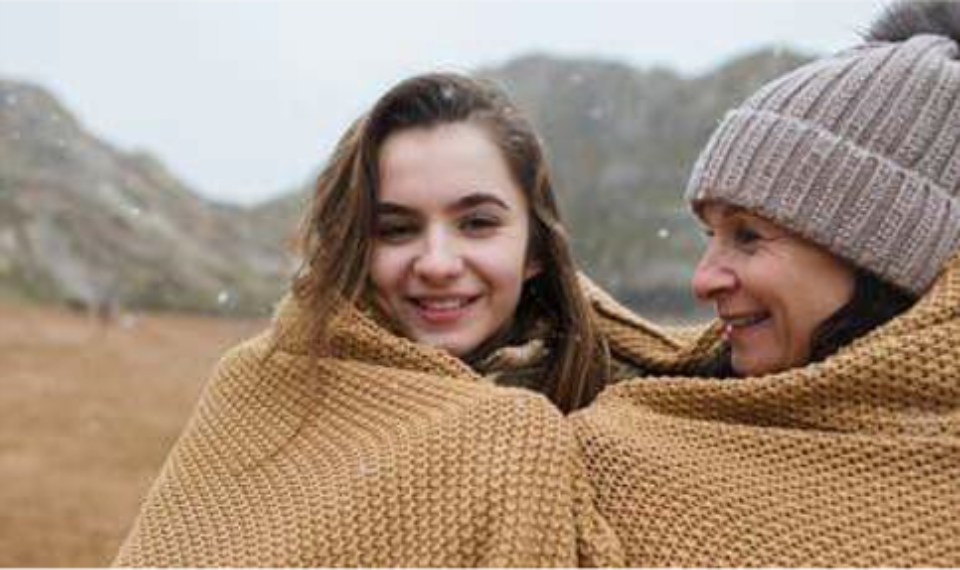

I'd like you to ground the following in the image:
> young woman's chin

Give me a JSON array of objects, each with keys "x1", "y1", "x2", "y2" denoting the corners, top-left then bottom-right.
[{"x1": 410, "y1": 309, "x2": 525, "y2": 359}]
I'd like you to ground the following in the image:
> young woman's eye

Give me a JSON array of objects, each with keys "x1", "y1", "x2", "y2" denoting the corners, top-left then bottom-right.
[
  {"x1": 460, "y1": 214, "x2": 501, "y2": 234},
  {"x1": 375, "y1": 219, "x2": 418, "y2": 242}
]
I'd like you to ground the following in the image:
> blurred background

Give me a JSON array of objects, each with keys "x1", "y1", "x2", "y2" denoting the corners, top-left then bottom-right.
[{"x1": 0, "y1": 0, "x2": 881, "y2": 565}]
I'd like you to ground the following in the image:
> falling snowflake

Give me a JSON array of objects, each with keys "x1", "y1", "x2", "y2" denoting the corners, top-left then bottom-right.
[
  {"x1": 657, "y1": 228, "x2": 670, "y2": 239},
  {"x1": 119, "y1": 314, "x2": 138, "y2": 330},
  {"x1": 217, "y1": 290, "x2": 233, "y2": 305},
  {"x1": 358, "y1": 460, "x2": 377, "y2": 477},
  {"x1": 514, "y1": 397, "x2": 527, "y2": 416}
]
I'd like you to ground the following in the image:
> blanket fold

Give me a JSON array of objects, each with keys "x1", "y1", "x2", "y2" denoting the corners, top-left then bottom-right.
[
  {"x1": 115, "y1": 262, "x2": 960, "y2": 566},
  {"x1": 114, "y1": 293, "x2": 625, "y2": 567},
  {"x1": 572, "y1": 256, "x2": 960, "y2": 566}
]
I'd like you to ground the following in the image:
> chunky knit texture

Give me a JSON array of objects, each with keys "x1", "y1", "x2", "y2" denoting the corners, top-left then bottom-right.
[
  {"x1": 113, "y1": 285, "x2": 641, "y2": 567},
  {"x1": 686, "y1": 34, "x2": 960, "y2": 294},
  {"x1": 114, "y1": 265, "x2": 960, "y2": 567},
  {"x1": 573, "y1": 254, "x2": 960, "y2": 567}
]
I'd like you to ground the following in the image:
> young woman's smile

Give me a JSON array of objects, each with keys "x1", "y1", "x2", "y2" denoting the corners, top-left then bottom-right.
[
  {"x1": 691, "y1": 203, "x2": 856, "y2": 376},
  {"x1": 370, "y1": 122, "x2": 539, "y2": 357}
]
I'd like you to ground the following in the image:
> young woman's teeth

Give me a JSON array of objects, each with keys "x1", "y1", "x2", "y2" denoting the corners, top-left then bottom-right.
[{"x1": 417, "y1": 298, "x2": 469, "y2": 310}]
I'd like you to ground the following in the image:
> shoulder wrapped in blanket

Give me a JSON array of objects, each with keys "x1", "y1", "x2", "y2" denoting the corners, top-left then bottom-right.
[{"x1": 115, "y1": 261, "x2": 960, "y2": 566}]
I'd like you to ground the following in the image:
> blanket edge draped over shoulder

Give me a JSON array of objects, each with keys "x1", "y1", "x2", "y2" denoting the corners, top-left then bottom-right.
[
  {"x1": 113, "y1": 278, "x2": 647, "y2": 567},
  {"x1": 114, "y1": 258, "x2": 960, "y2": 566},
  {"x1": 573, "y1": 255, "x2": 960, "y2": 567}
]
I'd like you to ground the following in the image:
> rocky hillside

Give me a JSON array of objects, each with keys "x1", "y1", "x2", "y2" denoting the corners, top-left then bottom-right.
[
  {"x1": 0, "y1": 80, "x2": 292, "y2": 314},
  {"x1": 0, "y1": 47, "x2": 809, "y2": 317},
  {"x1": 478, "y1": 48, "x2": 810, "y2": 316},
  {"x1": 253, "y1": 48, "x2": 810, "y2": 318}
]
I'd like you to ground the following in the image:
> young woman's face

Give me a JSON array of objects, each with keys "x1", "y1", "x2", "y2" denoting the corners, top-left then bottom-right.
[
  {"x1": 370, "y1": 122, "x2": 539, "y2": 357},
  {"x1": 691, "y1": 203, "x2": 855, "y2": 377}
]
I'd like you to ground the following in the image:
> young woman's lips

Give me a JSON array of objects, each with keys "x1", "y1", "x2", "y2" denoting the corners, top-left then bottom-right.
[{"x1": 408, "y1": 296, "x2": 480, "y2": 325}]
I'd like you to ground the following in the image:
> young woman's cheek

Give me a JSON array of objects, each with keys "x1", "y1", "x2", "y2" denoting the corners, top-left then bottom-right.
[{"x1": 370, "y1": 245, "x2": 412, "y2": 296}]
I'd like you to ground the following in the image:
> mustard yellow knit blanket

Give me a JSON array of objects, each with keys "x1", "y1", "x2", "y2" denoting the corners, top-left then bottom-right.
[
  {"x1": 113, "y1": 294, "x2": 624, "y2": 567},
  {"x1": 575, "y1": 256, "x2": 960, "y2": 567},
  {"x1": 115, "y1": 264, "x2": 960, "y2": 567}
]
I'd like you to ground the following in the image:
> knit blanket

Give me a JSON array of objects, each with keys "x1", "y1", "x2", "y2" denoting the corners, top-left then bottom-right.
[
  {"x1": 113, "y1": 292, "x2": 628, "y2": 567},
  {"x1": 114, "y1": 264, "x2": 960, "y2": 567},
  {"x1": 572, "y1": 256, "x2": 960, "y2": 567}
]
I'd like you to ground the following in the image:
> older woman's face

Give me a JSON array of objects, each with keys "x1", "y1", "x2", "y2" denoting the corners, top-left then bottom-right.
[{"x1": 691, "y1": 203, "x2": 856, "y2": 376}]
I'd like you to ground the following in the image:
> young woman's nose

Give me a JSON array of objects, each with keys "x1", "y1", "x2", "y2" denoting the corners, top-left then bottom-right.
[
  {"x1": 691, "y1": 245, "x2": 738, "y2": 302},
  {"x1": 413, "y1": 232, "x2": 464, "y2": 281}
]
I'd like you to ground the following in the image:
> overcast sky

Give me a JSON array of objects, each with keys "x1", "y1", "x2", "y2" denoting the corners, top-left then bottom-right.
[{"x1": 0, "y1": 0, "x2": 883, "y2": 205}]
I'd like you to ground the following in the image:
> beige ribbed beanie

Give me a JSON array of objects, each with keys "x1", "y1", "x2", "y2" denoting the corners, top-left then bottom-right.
[{"x1": 686, "y1": 7, "x2": 960, "y2": 295}]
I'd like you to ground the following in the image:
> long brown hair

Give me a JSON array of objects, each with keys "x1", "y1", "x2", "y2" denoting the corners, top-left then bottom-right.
[{"x1": 292, "y1": 72, "x2": 609, "y2": 412}]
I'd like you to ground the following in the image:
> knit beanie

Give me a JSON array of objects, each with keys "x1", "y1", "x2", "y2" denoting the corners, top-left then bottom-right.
[{"x1": 686, "y1": 1, "x2": 960, "y2": 295}]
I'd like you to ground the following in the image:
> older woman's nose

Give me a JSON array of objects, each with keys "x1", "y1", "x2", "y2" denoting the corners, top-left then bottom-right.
[{"x1": 691, "y1": 247, "x2": 737, "y2": 302}]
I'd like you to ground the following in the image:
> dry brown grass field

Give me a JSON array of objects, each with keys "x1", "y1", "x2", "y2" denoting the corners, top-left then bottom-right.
[{"x1": 0, "y1": 302, "x2": 267, "y2": 566}]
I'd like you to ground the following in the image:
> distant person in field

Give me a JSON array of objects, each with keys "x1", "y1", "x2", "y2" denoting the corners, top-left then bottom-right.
[
  {"x1": 113, "y1": 72, "x2": 669, "y2": 566},
  {"x1": 571, "y1": 0, "x2": 960, "y2": 565}
]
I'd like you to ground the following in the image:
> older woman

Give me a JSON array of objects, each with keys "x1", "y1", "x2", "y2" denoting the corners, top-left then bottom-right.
[{"x1": 572, "y1": 1, "x2": 960, "y2": 566}]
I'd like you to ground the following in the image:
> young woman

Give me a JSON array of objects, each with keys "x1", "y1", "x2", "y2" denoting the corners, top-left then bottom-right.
[
  {"x1": 292, "y1": 72, "x2": 617, "y2": 412},
  {"x1": 571, "y1": 1, "x2": 960, "y2": 565},
  {"x1": 113, "y1": 73, "x2": 635, "y2": 567}
]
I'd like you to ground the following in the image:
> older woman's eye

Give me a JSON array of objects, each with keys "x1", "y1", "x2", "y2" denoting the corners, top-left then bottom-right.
[{"x1": 733, "y1": 226, "x2": 762, "y2": 247}]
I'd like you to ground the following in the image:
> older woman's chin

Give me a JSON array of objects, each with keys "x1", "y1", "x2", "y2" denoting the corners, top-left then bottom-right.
[{"x1": 729, "y1": 347, "x2": 804, "y2": 378}]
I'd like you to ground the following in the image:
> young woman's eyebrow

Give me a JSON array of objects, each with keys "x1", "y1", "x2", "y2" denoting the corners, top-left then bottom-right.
[
  {"x1": 452, "y1": 192, "x2": 510, "y2": 212},
  {"x1": 375, "y1": 202, "x2": 415, "y2": 215},
  {"x1": 376, "y1": 193, "x2": 509, "y2": 216}
]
